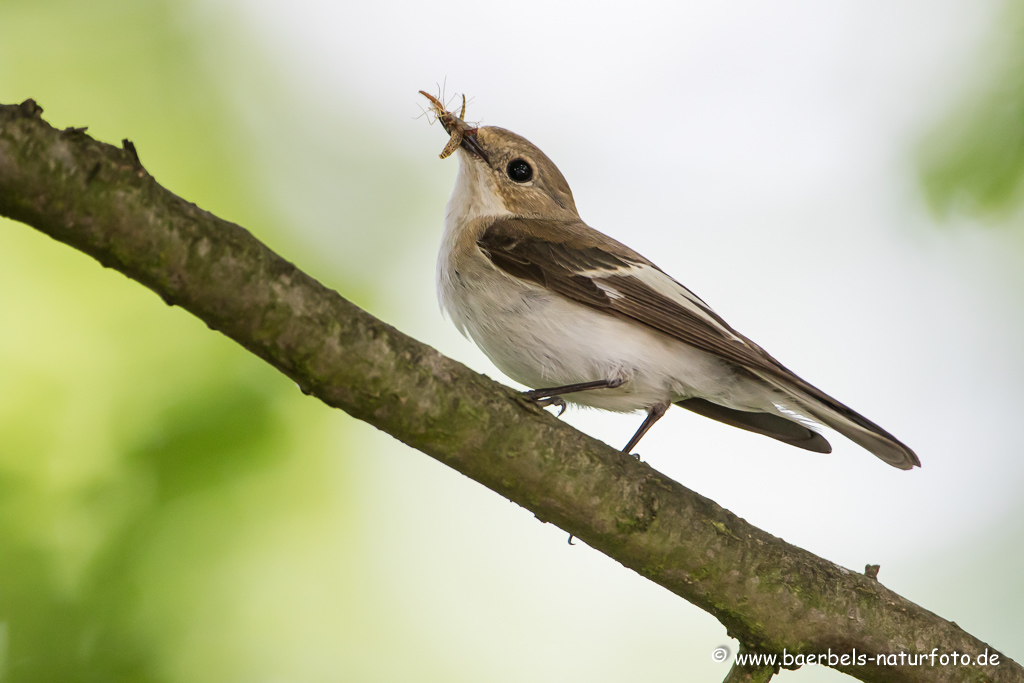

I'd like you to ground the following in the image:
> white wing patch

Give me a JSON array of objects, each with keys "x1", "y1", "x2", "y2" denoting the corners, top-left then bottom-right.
[
  {"x1": 592, "y1": 280, "x2": 624, "y2": 299},
  {"x1": 584, "y1": 263, "x2": 743, "y2": 342}
]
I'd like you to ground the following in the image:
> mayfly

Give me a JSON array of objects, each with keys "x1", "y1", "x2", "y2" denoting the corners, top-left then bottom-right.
[{"x1": 419, "y1": 89, "x2": 487, "y2": 162}]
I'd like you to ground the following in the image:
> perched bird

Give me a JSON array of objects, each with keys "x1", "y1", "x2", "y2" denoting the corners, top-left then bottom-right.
[{"x1": 421, "y1": 91, "x2": 919, "y2": 470}]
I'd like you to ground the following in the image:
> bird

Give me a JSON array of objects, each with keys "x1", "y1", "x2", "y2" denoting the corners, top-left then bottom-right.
[{"x1": 421, "y1": 91, "x2": 919, "y2": 470}]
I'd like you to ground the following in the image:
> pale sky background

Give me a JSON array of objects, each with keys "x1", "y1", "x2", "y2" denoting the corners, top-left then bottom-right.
[
  {"x1": 11, "y1": 0, "x2": 1016, "y2": 679},
  {"x1": 170, "y1": 0, "x2": 1024, "y2": 678}
]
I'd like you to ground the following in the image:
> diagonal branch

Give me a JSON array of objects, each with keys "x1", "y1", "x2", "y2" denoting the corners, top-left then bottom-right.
[{"x1": 0, "y1": 100, "x2": 1018, "y2": 683}]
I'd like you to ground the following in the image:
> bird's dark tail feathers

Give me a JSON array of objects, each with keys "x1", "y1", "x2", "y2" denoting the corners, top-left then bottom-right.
[{"x1": 676, "y1": 398, "x2": 832, "y2": 454}]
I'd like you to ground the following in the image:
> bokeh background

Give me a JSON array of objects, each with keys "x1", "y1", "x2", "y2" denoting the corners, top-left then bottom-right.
[{"x1": 1, "y1": 1, "x2": 1022, "y2": 680}]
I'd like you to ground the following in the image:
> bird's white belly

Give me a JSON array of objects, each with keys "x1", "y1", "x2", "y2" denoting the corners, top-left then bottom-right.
[{"x1": 440, "y1": 257, "x2": 757, "y2": 413}]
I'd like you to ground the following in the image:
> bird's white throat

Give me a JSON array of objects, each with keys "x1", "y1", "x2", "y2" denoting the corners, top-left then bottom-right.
[{"x1": 444, "y1": 151, "x2": 511, "y2": 231}]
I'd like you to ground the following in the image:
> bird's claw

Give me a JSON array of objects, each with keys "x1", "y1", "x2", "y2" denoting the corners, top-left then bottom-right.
[{"x1": 525, "y1": 392, "x2": 567, "y2": 416}]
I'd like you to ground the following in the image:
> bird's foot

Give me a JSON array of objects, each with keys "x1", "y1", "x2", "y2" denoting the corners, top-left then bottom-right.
[{"x1": 525, "y1": 391, "x2": 568, "y2": 416}]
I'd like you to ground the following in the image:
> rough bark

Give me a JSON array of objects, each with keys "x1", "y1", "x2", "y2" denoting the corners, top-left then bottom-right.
[{"x1": 0, "y1": 100, "x2": 1018, "y2": 683}]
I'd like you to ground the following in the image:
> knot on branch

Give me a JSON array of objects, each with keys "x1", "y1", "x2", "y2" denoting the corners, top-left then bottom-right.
[{"x1": 17, "y1": 98, "x2": 43, "y2": 119}]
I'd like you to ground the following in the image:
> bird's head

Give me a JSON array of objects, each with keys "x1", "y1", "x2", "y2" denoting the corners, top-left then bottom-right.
[
  {"x1": 420, "y1": 91, "x2": 578, "y2": 221},
  {"x1": 454, "y1": 126, "x2": 579, "y2": 220}
]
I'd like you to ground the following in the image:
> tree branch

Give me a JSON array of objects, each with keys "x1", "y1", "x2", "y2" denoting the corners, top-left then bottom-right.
[
  {"x1": 725, "y1": 658, "x2": 778, "y2": 683},
  {"x1": 0, "y1": 100, "x2": 1018, "y2": 683}
]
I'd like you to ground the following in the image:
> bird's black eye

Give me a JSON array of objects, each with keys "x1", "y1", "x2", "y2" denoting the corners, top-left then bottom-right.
[{"x1": 506, "y1": 158, "x2": 533, "y2": 183}]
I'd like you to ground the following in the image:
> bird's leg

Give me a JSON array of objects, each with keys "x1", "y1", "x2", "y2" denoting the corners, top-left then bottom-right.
[
  {"x1": 622, "y1": 402, "x2": 670, "y2": 456},
  {"x1": 525, "y1": 378, "x2": 625, "y2": 400},
  {"x1": 524, "y1": 378, "x2": 626, "y2": 416}
]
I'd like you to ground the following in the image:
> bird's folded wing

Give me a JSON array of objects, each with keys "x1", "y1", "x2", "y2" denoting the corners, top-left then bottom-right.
[
  {"x1": 477, "y1": 217, "x2": 788, "y2": 374},
  {"x1": 477, "y1": 217, "x2": 919, "y2": 469}
]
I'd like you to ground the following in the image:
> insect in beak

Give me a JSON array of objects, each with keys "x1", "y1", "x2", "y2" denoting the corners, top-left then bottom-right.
[{"x1": 419, "y1": 90, "x2": 489, "y2": 163}]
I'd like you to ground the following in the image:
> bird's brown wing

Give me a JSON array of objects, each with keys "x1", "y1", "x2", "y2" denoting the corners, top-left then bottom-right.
[{"x1": 477, "y1": 217, "x2": 919, "y2": 469}]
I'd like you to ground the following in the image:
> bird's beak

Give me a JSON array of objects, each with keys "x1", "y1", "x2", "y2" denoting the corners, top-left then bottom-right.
[
  {"x1": 458, "y1": 130, "x2": 489, "y2": 163},
  {"x1": 419, "y1": 90, "x2": 490, "y2": 164}
]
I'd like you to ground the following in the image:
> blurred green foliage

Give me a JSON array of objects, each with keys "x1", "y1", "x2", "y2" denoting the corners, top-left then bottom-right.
[
  {"x1": 919, "y1": 2, "x2": 1024, "y2": 221},
  {"x1": 0, "y1": 2, "x2": 358, "y2": 680}
]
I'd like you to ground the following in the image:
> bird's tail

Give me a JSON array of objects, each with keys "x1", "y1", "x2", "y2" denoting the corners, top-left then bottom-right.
[
  {"x1": 675, "y1": 397, "x2": 832, "y2": 454},
  {"x1": 756, "y1": 372, "x2": 920, "y2": 470}
]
